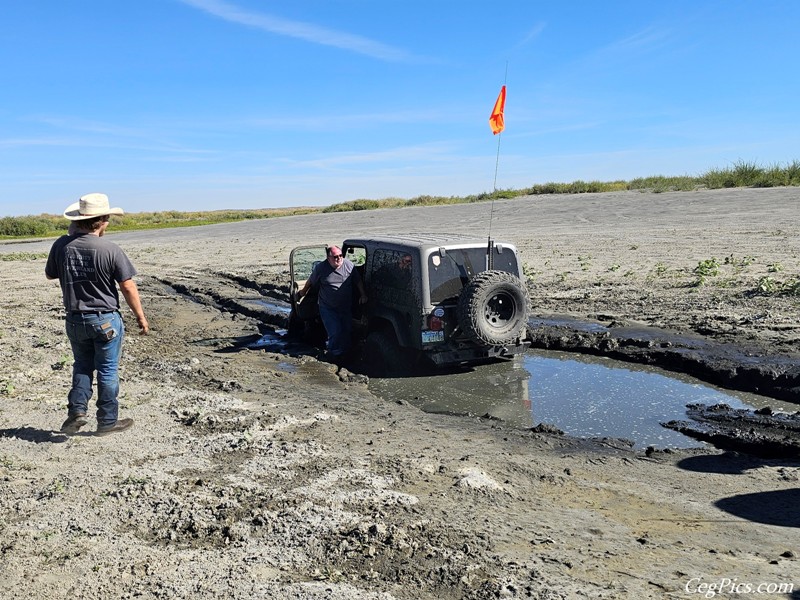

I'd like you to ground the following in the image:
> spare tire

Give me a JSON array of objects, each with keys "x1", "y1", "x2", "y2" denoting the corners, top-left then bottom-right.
[{"x1": 457, "y1": 270, "x2": 530, "y2": 345}]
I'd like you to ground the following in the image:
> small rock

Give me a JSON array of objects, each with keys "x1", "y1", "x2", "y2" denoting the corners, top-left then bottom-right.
[
  {"x1": 530, "y1": 423, "x2": 564, "y2": 435},
  {"x1": 455, "y1": 467, "x2": 504, "y2": 491},
  {"x1": 338, "y1": 369, "x2": 368, "y2": 384},
  {"x1": 217, "y1": 379, "x2": 242, "y2": 391}
]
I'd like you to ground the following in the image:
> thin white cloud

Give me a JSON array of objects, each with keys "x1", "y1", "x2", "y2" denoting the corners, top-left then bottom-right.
[
  {"x1": 11, "y1": 116, "x2": 212, "y2": 156},
  {"x1": 514, "y1": 121, "x2": 607, "y2": 139},
  {"x1": 516, "y1": 22, "x2": 546, "y2": 48},
  {"x1": 604, "y1": 26, "x2": 672, "y2": 54},
  {"x1": 30, "y1": 116, "x2": 159, "y2": 140},
  {"x1": 0, "y1": 137, "x2": 80, "y2": 149},
  {"x1": 242, "y1": 110, "x2": 447, "y2": 131},
  {"x1": 35, "y1": 109, "x2": 451, "y2": 136},
  {"x1": 282, "y1": 142, "x2": 459, "y2": 170},
  {"x1": 544, "y1": 25, "x2": 675, "y2": 84},
  {"x1": 177, "y1": 0, "x2": 419, "y2": 62},
  {"x1": 0, "y1": 133, "x2": 210, "y2": 157}
]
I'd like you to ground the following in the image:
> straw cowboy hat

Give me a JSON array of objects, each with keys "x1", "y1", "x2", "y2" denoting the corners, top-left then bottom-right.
[{"x1": 63, "y1": 193, "x2": 124, "y2": 220}]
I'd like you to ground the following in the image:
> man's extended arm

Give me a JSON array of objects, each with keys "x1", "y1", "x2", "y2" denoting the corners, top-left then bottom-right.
[
  {"x1": 119, "y1": 279, "x2": 149, "y2": 334},
  {"x1": 297, "y1": 278, "x2": 312, "y2": 300}
]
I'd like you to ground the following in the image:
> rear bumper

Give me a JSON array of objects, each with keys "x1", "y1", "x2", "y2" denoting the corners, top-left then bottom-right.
[{"x1": 425, "y1": 340, "x2": 530, "y2": 367}]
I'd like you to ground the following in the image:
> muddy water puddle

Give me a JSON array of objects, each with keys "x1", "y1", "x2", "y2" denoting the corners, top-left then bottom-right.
[
  {"x1": 368, "y1": 350, "x2": 798, "y2": 449},
  {"x1": 240, "y1": 298, "x2": 292, "y2": 314},
  {"x1": 233, "y1": 312, "x2": 796, "y2": 450}
]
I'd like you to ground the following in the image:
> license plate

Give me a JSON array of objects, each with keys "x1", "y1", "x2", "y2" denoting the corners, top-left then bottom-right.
[{"x1": 421, "y1": 330, "x2": 445, "y2": 344}]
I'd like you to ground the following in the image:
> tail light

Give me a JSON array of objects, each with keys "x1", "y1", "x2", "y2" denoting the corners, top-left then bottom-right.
[{"x1": 428, "y1": 314, "x2": 444, "y2": 331}]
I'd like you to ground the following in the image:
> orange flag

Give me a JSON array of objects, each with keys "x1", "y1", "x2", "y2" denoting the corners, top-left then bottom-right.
[{"x1": 489, "y1": 85, "x2": 506, "y2": 135}]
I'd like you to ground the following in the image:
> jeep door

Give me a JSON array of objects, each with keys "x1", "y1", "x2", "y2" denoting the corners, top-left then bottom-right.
[
  {"x1": 288, "y1": 245, "x2": 328, "y2": 330},
  {"x1": 362, "y1": 247, "x2": 421, "y2": 350}
]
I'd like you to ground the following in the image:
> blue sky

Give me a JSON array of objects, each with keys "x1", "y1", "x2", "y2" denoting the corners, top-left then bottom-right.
[{"x1": 2, "y1": 1, "x2": 798, "y2": 216}]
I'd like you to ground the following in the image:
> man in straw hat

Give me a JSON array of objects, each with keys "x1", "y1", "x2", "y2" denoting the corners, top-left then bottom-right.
[{"x1": 46, "y1": 193, "x2": 149, "y2": 436}]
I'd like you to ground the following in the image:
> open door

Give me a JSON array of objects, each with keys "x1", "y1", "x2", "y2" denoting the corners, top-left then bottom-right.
[{"x1": 288, "y1": 245, "x2": 329, "y2": 339}]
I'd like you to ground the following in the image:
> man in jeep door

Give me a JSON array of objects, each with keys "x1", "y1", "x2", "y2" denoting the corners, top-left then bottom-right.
[{"x1": 297, "y1": 245, "x2": 367, "y2": 361}]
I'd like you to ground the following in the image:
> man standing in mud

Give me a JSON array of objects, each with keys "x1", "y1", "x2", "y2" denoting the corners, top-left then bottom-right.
[
  {"x1": 46, "y1": 193, "x2": 149, "y2": 436},
  {"x1": 297, "y1": 245, "x2": 367, "y2": 363}
]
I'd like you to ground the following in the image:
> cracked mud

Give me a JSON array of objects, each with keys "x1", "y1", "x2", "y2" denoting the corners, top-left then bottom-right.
[{"x1": 1, "y1": 187, "x2": 799, "y2": 599}]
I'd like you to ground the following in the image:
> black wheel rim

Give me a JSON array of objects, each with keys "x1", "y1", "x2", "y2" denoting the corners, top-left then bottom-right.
[{"x1": 483, "y1": 291, "x2": 515, "y2": 328}]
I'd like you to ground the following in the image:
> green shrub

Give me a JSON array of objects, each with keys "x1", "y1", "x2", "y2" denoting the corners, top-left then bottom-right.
[
  {"x1": 1, "y1": 252, "x2": 49, "y2": 261},
  {"x1": 0, "y1": 216, "x2": 63, "y2": 237},
  {"x1": 731, "y1": 160, "x2": 765, "y2": 186},
  {"x1": 699, "y1": 160, "x2": 800, "y2": 189},
  {"x1": 694, "y1": 258, "x2": 721, "y2": 278},
  {"x1": 323, "y1": 199, "x2": 382, "y2": 212},
  {"x1": 753, "y1": 275, "x2": 800, "y2": 296},
  {"x1": 784, "y1": 160, "x2": 800, "y2": 185},
  {"x1": 628, "y1": 175, "x2": 697, "y2": 192}
]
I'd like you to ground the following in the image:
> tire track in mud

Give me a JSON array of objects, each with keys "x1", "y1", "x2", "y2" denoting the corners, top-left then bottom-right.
[
  {"x1": 151, "y1": 270, "x2": 800, "y2": 459},
  {"x1": 154, "y1": 272, "x2": 292, "y2": 331},
  {"x1": 110, "y1": 362, "x2": 531, "y2": 598}
]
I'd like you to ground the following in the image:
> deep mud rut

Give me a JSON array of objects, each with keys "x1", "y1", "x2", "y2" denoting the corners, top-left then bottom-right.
[{"x1": 1, "y1": 187, "x2": 799, "y2": 599}]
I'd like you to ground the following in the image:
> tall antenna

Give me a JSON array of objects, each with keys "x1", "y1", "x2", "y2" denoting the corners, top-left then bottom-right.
[{"x1": 488, "y1": 62, "x2": 509, "y2": 240}]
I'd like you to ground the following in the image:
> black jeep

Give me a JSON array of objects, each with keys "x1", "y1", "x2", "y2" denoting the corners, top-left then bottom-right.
[{"x1": 289, "y1": 234, "x2": 530, "y2": 375}]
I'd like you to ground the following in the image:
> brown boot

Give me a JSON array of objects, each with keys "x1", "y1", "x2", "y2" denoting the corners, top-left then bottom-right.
[
  {"x1": 96, "y1": 418, "x2": 134, "y2": 436},
  {"x1": 61, "y1": 413, "x2": 88, "y2": 434}
]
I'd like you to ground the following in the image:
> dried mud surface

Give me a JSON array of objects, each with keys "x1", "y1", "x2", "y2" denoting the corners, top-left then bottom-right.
[{"x1": 1, "y1": 188, "x2": 799, "y2": 599}]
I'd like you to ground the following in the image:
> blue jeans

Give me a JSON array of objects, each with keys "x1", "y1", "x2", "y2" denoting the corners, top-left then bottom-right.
[
  {"x1": 65, "y1": 311, "x2": 124, "y2": 426},
  {"x1": 318, "y1": 303, "x2": 352, "y2": 356}
]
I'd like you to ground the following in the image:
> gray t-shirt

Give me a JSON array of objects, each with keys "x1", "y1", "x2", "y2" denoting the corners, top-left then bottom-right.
[
  {"x1": 46, "y1": 233, "x2": 137, "y2": 312},
  {"x1": 308, "y1": 258, "x2": 361, "y2": 311}
]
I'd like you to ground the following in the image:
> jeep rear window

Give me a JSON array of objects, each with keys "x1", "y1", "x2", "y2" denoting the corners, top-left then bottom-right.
[
  {"x1": 428, "y1": 247, "x2": 519, "y2": 303},
  {"x1": 370, "y1": 248, "x2": 414, "y2": 291}
]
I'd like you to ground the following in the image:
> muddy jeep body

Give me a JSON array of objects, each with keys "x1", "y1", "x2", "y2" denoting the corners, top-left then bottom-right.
[{"x1": 289, "y1": 234, "x2": 530, "y2": 373}]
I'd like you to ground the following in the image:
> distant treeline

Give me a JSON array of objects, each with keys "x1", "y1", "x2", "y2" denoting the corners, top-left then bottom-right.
[
  {"x1": 0, "y1": 207, "x2": 316, "y2": 239},
  {"x1": 3, "y1": 160, "x2": 798, "y2": 238},
  {"x1": 321, "y1": 159, "x2": 800, "y2": 212}
]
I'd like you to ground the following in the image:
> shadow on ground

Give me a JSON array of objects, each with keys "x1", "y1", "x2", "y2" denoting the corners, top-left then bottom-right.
[
  {"x1": 0, "y1": 426, "x2": 69, "y2": 444},
  {"x1": 677, "y1": 452, "x2": 800, "y2": 528},
  {"x1": 715, "y1": 489, "x2": 800, "y2": 528}
]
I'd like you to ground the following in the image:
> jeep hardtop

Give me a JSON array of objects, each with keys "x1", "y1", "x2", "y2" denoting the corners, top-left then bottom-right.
[{"x1": 289, "y1": 234, "x2": 530, "y2": 374}]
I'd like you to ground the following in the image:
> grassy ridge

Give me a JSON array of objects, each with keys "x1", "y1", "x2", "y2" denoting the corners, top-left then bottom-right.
[
  {"x1": 0, "y1": 207, "x2": 317, "y2": 240},
  {"x1": 3, "y1": 160, "x2": 798, "y2": 239},
  {"x1": 323, "y1": 159, "x2": 800, "y2": 212}
]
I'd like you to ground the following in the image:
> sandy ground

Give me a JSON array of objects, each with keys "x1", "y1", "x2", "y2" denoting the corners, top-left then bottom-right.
[{"x1": 1, "y1": 187, "x2": 799, "y2": 599}]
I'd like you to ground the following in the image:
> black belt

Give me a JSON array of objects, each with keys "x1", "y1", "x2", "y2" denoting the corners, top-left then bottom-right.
[{"x1": 69, "y1": 310, "x2": 117, "y2": 315}]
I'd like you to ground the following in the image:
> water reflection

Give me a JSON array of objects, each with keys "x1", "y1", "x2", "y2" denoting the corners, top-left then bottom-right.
[
  {"x1": 369, "y1": 358, "x2": 533, "y2": 425},
  {"x1": 368, "y1": 350, "x2": 798, "y2": 449},
  {"x1": 526, "y1": 353, "x2": 717, "y2": 448}
]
